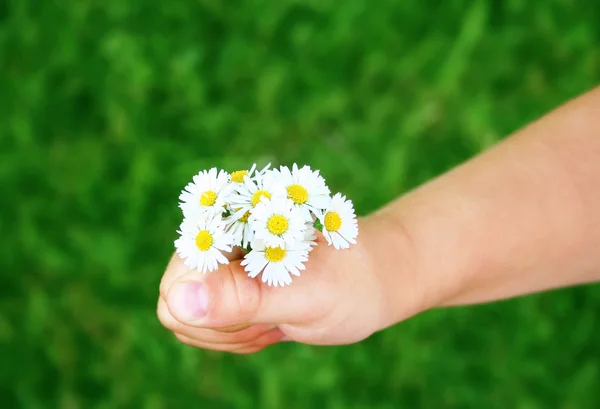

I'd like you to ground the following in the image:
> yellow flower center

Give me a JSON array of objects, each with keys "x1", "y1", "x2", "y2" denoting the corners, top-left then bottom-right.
[
  {"x1": 251, "y1": 190, "x2": 271, "y2": 207},
  {"x1": 195, "y1": 230, "x2": 213, "y2": 251},
  {"x1": 324, "y1": 211, "x2": 342, "y2": 232},
  {"x1": 265, "y1": 246, "x2": 286, "y2": 262},
  {"x1": 200, "y1": 190, "x2": 217, "y2": 206},
  {"x1": 267, "y1": 215, "x2": 289, "y2": 235},
  {"x1": 231, "y1": 170, "x2": 248, "y2": 183},
  {"x1": 287, "y1": 184, "x2": 309, "y2": 205},
  {"x1": 239, "y1": 211, "x2": 251, "y2": 223}
]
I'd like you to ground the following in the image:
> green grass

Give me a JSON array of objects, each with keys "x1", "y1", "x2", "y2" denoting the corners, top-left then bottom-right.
[{"x1": 2, "y1": 0, "x2": 600, "y2": 407}]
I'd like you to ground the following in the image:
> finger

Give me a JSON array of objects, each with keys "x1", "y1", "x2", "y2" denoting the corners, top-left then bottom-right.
[
  {"x1": 157, "y1": 297, "x2": 274, "y2": 344},
  {"x1": 210, "y1": 324, "x2": 251, "y2": 333},
  {"x1": 176, "y1": 335, "x2": 267, "y2": 354},
  {"x1": 160, "y1": 248, "x2": 244, "y2": 299},
  {"x1": 174, "y1": 328, "x2": 285, "y2": 353},
  {"x1": 165, "y1": 241, "x2": 351, "y2": 328}
]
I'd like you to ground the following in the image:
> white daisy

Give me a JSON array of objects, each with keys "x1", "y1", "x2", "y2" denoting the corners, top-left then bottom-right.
[
  {"x1": 272, "y1": 163, "x2": 331, "y2": 221},
  {"x1": 229, "y1": 163, "x2": 271, "y2": 185},
  {"x1": 241, "y1": 239, "x2": 309, "y2": 287},
  {"x1": 223, "y1": 209, "x2": 254, "y2": 249},
  {"x1": 303, "y1": 222, "x2": 318, "y2": 252},
  {"x1": 174, "y1": 212, "x2": 233, "y2": 273},
  {"x1": 250, "y1": 196, "x2": 306, "y2": 248},
  {"x1": 226, "y1": 168, "x2": 286, "y2": 216},
  {"x1": 319, "y1": 193, "x2": 358, "y2": 250},
  {"x1": 179, "y1": 168, "x2": 232, "y2": 217}
]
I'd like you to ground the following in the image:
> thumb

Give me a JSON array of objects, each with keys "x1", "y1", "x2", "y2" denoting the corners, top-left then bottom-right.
[{"x1": 165, "y1": 254, "x2": 335, "y2": 328}]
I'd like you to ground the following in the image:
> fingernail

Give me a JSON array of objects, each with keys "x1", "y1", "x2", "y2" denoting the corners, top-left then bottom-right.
[
  {"x1": 170, "y1": 281, "x2": 208, "y2": 321},
  {"x1": 281, "y1": 336, "x2": 294, "y2": 342}
]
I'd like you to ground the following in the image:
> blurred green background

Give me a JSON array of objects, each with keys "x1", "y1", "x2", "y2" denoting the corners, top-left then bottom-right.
[{"x1": 2, "y1": 0, "x2": 600, "y2": 408}]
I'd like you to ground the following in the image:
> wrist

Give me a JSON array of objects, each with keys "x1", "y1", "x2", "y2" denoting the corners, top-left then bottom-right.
[{"x1": 359, "y1": 209, "x2": 443, "y2": 330}]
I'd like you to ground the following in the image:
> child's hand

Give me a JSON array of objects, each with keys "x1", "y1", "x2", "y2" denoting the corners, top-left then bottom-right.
[{"x1": 157, "y1": 215, "x2": 422, "y2": 354}]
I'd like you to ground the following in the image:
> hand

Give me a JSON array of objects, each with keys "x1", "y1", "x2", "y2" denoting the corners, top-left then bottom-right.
[{"x1": 157, "y1": 214, "x2": 422, "y2": 354}]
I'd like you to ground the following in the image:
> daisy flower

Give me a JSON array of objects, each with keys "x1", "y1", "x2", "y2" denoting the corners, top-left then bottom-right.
[
  {"x1": 179, "y1": 168, "x2": 231, "y2": 217},
  {"x1": 303, "y1": 222, "x2": 318, "y2": 252},
  {"x1": 241, "y1": 239, "x2": 309, "y2": 287},
  {"x1": 250, "y1": 196, "x2": 306, "y2": 248},
  {"x1": 272, "y1": 163, "x2": 331, "y2": 221},
  {"x1": 174, "y1": 211, "x2": 233, "y2": 273},
  {"x1": 319, "y1": 193, "x2": 358, "y2": 250},
  {"x1": 226, "y1": 168, "x2": 286, "y2": 216},
  {"x1": 223, "y1": 209, "x2": 254, "y2": 249},
  {"x1": 229, "y1": 163, "x2": 271, "y2": 185}
]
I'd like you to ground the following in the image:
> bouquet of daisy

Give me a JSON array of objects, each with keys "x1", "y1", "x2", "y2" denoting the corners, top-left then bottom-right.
[{"x1": 174, "y1": 164, "x2": 358, "y2": 287}]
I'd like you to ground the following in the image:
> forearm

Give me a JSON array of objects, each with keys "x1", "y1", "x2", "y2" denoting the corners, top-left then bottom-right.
[{"x1": 373, "y1": 87, "x2": 600, "y2": 318}]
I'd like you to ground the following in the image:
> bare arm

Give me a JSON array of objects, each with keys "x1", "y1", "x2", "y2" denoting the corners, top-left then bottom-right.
[{"x1": 375, "y1": 86, "x2": 600, "y2": 321}]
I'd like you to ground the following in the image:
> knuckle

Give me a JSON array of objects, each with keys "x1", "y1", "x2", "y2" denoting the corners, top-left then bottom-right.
[
  {"x1": 208, "y1": 264, "x2": 262, "y2": 325},
  {"x1": 234, "y1": 275, "x2": 262, "y2": 320}
]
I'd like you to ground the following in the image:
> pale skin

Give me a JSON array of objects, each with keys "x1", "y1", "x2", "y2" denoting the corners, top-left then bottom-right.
[{"x1": 157, "y1": 86, "x2": 600, "y2": 354}]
